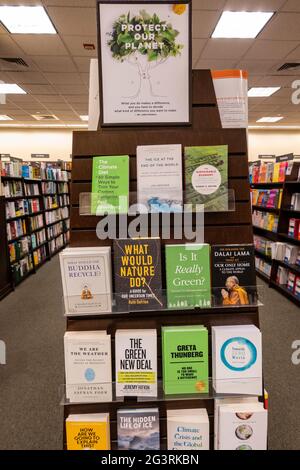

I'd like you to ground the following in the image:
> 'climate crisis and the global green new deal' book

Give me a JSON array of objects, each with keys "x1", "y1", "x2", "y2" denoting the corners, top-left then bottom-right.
[
  {"x1": 162, "y1": 325, "x2": 209, "y2": 395},
  {"x1": 165, "y1": 244, "x2": 211, "y2": 309},
  {"x1": 117, "y1": 408, "x2": 160, "y2": 451},
  {"x1": 113, "y1": 238, "x2": 163, "y2": 311},
  {"x1": 211, "y1": 245, "x2": 257, "y2": 306},
  {"x1": 184, "y1": 145, "x2": 228, "y2": 212},
  {"x1": 91, "y1": 155, "x2": 129, "y2": 215}
]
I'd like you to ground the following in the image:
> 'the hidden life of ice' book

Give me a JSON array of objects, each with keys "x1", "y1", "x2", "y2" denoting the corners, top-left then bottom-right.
[
  {"x1": 184, "y1": 145, "x2": 228, "y2": 212},
  {"x1": 136, "y1": 144, "x2": 183, "y2": 212},
  {"x1": 211, "y1": 244, "x2": 257, "y2": 306},
  {"x1": 117, "y1": 408, "x2": 160, "y2": 451},
  {"x1": 113, "y1": 238, "x2": 163, "y2": 311}
]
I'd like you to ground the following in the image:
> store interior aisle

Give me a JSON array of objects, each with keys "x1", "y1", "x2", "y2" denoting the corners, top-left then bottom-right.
[{"x1": 0, "y1": 257, "x2": 299, "y2": 450}]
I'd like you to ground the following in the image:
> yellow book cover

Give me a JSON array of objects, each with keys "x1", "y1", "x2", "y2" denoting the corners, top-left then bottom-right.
[
  {"x1": 66, "y1": 414, "x2": 110, "y2": 450},
  {"x1": 33, "y1": 252, "x2": 38, "y2": 266},
  {"x1": 273, "y1": 163, "x2": 280, "y2": 183},
  {"x1": 278, "y1": 189, "x2": 283, "y2": 209},
  {"x1": 267, "y1": 214, "x2": 275, "y2": 231}
]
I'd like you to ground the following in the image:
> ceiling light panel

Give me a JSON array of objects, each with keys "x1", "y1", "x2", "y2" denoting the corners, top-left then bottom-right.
[
  {"x1": 0, "y1": 115, "x2": 13, "y2": 121},
  {"x1": 212, "y1": 11, "x2": 274, "y2": 39},
  {"x1": 248, "y1": 87, "x2": 281, "y2": 97},
  {"x1": 0, "y1": 6, "x2": 56, "y2": 34},
  {"x1": 0, "y1": 84, "x2": 26, "y2": 94},
  {"x1": 256, "y1": 116, "x2": 284, "y2": 122}
]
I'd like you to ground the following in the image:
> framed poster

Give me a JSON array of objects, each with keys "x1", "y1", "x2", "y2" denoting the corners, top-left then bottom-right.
[{"x1": 97, "y1": 1, "x2": 191, "y2": 127}]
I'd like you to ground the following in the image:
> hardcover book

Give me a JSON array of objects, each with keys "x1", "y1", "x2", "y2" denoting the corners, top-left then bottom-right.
[
  {"x1": 91, "y1": 155, "x2": 129, "y2": 215},
  {"x1": 60, "y1": 247, "x2": 112, "y2": 316},
  {"x1": 162, "y1": 325, "x2": 209, "y2": 395},
  {"x1": 167, "y1": 409, "x2": 209, "y2": 450},
  {"x1": 113, "y1": 238, "x2": 163, "y2": 311},
  {"x1": 184, "y1": 145, "x2": 228, "y2": 212},
  {"x1": 66, "y1": 414, "x2": 110, "y2": 450},
  {"x1": 117, "y1": 408, "x2": 160, "y2": 450},
  {"x1": 64, "y1": 331, "x2": 112, "y2": 403},
  {"x1": 137, "y1": 144, "x2": 183, "y2": 212},
  {"x1": 211, "y1": 245, "x2": 257, "y2": 306},
  {"x1": 165, "y1": 244, "x2": 211, "y2": 309},
  {"x1": 115, "y1": 329, "x2": 157, "y2": 398}
]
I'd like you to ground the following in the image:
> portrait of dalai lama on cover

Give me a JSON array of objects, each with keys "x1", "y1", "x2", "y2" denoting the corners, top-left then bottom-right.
[{"x1": 221, "y1": 276, "x2": 249, "y2": 306}]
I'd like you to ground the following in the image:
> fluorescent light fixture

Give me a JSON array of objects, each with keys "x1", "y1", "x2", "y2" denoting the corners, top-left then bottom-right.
[
  {"x1": 0, "y1": 6, "x2": 56, "y2": 34},
  {"x1": 212, "y1": 11, "x2": 274, "y2": 38},
  {"x1": 0, "y1": 84, "x2": 26, "y2": 94},
  {"x1": 80, "y1": 115, "x2": 89, "y2": 121},
  {"x1": 257, "y1": 117, "x2": 284, "y2": 123},
  {"x1": 0, "y1": 115, "x2": 13, "y2": 121},
  {"x1": 249, "y1": 125, "x2": 300, "y2": 130},
  {"x1": 248, "y1": 87, "x2": 280, "y2": 97}
]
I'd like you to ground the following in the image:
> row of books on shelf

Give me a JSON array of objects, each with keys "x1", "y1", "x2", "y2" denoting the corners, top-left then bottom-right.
[
  {"x1": 252, "y1": 211, "x2": 279, "y2": 233},
  {"x1": 2, "y1": 180, "x2": 23, "y2": 198},
  {"x1": 31, "y1": 228, "x2": 47, "y2": 249},
  {"x1": 277, "y1": 266, "x2": 300, "y2": 298},
  {"x1": 249, "y1": 159, "x2": 296, "y2": 184},
  {"x1": 30, "y1": 214, "x2": 44, "y2": 232},
  {"x1": 255, "y1": 257, "x2": 272, "y2": 278},
  {"x1": 24, "y1": 183, "x2": 40, "y2": 197},
  {"x1": 49, "y1": 233, "x2": 68, "y2": 255},
  {"x1": 2, "y1": 179, "x2": 70, "y2": 199},
  {"x1": 1, "y1": 160, "x2": 71, "y2": 181},
  {"x1": 289, "y1": 218, "x2": 300, "y2": 240},
  {"x1": 66, "y1": 397, "x2": 268, "y2": 450},
  {"x1": 255, "y1": 236, "x2": 300, "y2": 265},
  {"x1": 47, "y1": 220, "x2": 68, "y2": 240},
  {"x1": 7, "y1": 219, "x2": 27, "y2": 241},
  {"x1": 11, "y1": 255, "x2": 33, "y2": 283},
  {"x1": 251, "y1": 188, "x2": 282, "y2": 209},
  {"x1": 45, "y1": 207, "x2": 69, "y2": 225},
  {"x1": 59, "y1": 242, "x2": 257, "y2": 316},
  {"x1": 9, "y1": 237, "x2": 31, "y2": 264},
  {"x1": 6, "y1": 198, "x2": 41, "y2": 219},
  {"x1": 291, "y1": 193, "x2": 300, "y2": 211},
  {"x1": 32, "y1": 245, "x2": 48, "y2": 267}
]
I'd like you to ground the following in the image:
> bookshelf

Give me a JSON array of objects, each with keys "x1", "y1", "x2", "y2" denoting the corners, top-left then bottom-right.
[
  {"x1": 251, "y1": 163, "x2": 300, "y2": 306},
  {"x1": 0, "y1": 196, "x2": 13, "y2": 299}
]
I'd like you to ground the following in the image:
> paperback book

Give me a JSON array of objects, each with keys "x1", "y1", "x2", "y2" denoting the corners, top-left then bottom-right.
[
  {"x1": 66, "y1": 414, "x2": 110, "y2": 450},
  {"x1": 167, "y1": 409, "x2": 209, "y2": 450},
  {"x1": 117, "y1": 408, "x2": 160, "y2": 450}
]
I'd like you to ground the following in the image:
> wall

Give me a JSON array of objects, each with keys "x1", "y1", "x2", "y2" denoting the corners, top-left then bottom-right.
[{"x1": 248, "y1": 129, "x2": 300, "y2": 162}]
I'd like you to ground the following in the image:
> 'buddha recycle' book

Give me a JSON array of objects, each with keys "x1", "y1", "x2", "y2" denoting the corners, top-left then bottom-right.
[{"x1": 184, "y1": 145, "x2": 228, "y2": 212}]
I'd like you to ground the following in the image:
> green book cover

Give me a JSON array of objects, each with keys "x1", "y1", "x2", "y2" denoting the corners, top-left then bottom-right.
[
  {"x1": 91, "y1": 155, "x2": 129, "y2": 215},
  {"x1": 162, "y1": 325, "x2": 209, "y2": 395},
  {"x1": 165, "y1": 244, "x2": 211, "y2": 309},
  {"x1": 184, "y1": 145, "x2": 228, "y2": 212}
]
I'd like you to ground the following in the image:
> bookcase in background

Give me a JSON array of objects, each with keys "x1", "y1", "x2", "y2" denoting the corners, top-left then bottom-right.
[
  {"x1": 0, "y1": 196, "x2": 13, "y2": 300},
  {"x1": 66, "y1": 70, "x2": 260, "y2": 450}
]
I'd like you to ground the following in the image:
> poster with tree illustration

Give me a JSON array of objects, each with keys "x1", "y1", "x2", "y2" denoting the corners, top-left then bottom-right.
[{"x1": 97, "y1": 1, "x2": 191, "y2": 126}]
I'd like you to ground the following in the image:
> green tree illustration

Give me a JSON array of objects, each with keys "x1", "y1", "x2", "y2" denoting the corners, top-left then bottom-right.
[{"x1": 107, "y1": 10, "x2": 184, "y2": 98}]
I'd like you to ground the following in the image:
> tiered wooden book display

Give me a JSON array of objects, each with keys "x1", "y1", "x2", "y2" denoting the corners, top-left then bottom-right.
[{"x1": 65, "y1": 70, "x2": 259, "y2": 450}]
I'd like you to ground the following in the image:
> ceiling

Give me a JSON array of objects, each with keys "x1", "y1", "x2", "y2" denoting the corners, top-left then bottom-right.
[{"x1": 1, "y1": 0, "x2": 300, "y2": 128}]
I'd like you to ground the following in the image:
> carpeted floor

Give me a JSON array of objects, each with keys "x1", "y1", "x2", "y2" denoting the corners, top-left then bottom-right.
[{"x1": 0, "y1": 257, "x2": 299, "y2": 450}]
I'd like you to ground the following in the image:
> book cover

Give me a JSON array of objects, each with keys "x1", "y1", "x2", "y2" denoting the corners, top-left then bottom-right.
[
  {"x1": 184, "y1": 145, "x2": 228, "y2": 212},
  {"x1": 162, "y1": 325, "x2": 209, "y2": 395},
  {"x1": 113, "y1": 238, "x2": 163, "y2": 311},
  {"x1": 64, "y1": 331, "x2": 112, "y2": 403},
  {"x1": 117, "y1": 408, "x2": 160, "y2": 450},
  {"x1": 137, "y1": 144, "x2": 183, "y2": 212},
  {"x1": 115, "y1": 329, "x2": 157, "y2": 397},
  {"x1": 165, "y1": 244, "x2": 211, "y2": 309},
  {"x1": 66, "y1": 414, "x2": 110, "y2": 450},
  {"x1": 91, "y1": 155, "x2": 129, "y2": 215},
  {"x1": 167, "y1": 409, "x2": 209, "y2": 450},
  {"x1": 60, "y1": 247, "x2": 112, "y2": 316},
  {"x1": 287, "y1": 272, "x2": 296, "y2": 292},
  {"x1": 211, "y1": 245, "x2": 257, "y2": 306}
]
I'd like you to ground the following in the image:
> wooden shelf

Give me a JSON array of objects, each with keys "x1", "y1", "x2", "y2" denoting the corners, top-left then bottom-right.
[
  {"x1": 251, "y1": 182, "x2": 283, "y2": 188},
  {"x1": 275, "y1": 259, "x2": 300, "y2": 275},
  {"x1": 255, "y1": 250, "x2": 272, "y2": 262},
  {"x1": 253, "y1": 226, "x2": 278, "y2": 241},
  {"x1": 270, "y1": 280, "x2": 300, "y2": 306},
  {"x1": 252, "y1": 205, "x2": 280, "y2": 213},
  {"x1": 256, "y1": 269, "x2": 271, "y2": 283},
  {"x1": 278, "y1": 234, "x2": 300, "y2": 245},
  {"x1": 8, "y1": 234, "x2": 28, "y2": 244},
  {"x1": 7, "y1": 214, "x2": 27, "y2": 222}
]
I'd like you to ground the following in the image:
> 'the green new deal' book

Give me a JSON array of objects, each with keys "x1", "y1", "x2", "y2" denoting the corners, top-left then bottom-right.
[
  {"x1": 91, "y1": 155, "x2": 129, "y2": 215},
  {"x1": 184, "y1": 145, "x2": 228, "y2": 212},
  {"x1": 165, "y1": 244, "x2": 211, "y2": 309},
  {"x1": 162, "y1": 325, "x2": 209, "y2": 395}
]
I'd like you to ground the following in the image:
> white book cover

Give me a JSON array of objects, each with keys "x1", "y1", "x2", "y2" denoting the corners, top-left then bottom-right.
[
  {"x1": 115, "y1": 329, "x2": 157, "y2": 397},
  {"x1": 284, "y1": 244, "x2": 299, "y2": 265},
  {"x1": 218, "y1": 403, "x2": 268, "y2": 450},
  {"x1": 167, "y1": 409, "x2": 209, "y2": 450},
  {"x1": 64, "y1": 331, "x2": 112, "y2": 403},
  {"x1": 137, "y1": 144, "x2": 183, "y2": 212},
  {"x1": 212, "y1": 325, "x2": 262, "y2": 395},
  {"x1": 60, "y1": 247, "x2": 112, "y2": 315}
]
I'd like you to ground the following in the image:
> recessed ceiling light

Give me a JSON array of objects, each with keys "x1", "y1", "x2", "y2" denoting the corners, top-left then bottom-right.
[
  {"x1": 0, "y1": 84, "x2": 26, "y2": 94},
  {"x1": 248, "y1": 87, "x2": 281, "y2": 97},
  {"x1": 80, "y1": 115, "x2": 89, "y2": 121},
  {"x1": 0, "y1": 6, "x2": 56, "y2": 34},
  {"x1": 0, "y1": 115, "x2": 13, "y2": 121},
  {"x1": 257, "y1": 117, "x2": 284, "y2": 123},
  {"x1": 212, "y1": 11, "x2": 274, "y2": 39}
]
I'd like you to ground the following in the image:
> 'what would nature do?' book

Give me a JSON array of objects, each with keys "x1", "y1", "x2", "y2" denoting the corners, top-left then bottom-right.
[
  {"x1": 117, "y1": 408, "x2": 160, "y2": 451},
  {"x1": 184, "y1": 145, "x2": 228, "y2": 212},
  {"x1": 91, "y1": 155, "x2": 129, "y2": 215}
]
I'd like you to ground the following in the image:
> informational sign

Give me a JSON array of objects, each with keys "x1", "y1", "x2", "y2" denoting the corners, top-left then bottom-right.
[
  {"x1": 276, "y1": 153, "x2": 294, "y2": 162},
  {"x1": 0, "y1": 340, "x2": 6, "y2": 365},
  {"x1": 97, "y1": 1, "x2": 191, "y2": 126},
  {"x1": 31, "y1": 153, "x2": 50, "y2": 159}
]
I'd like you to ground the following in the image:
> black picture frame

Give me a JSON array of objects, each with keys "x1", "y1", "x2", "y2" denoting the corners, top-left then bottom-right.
[{"x1": 96, "y1": 0, "x2": 192, "y2": 128}]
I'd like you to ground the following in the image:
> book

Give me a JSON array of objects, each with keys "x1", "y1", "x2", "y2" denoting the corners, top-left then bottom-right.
[
  {"x1": 167, "y1": 409, "x2": 209, "y2": 450},
  {"x1": 295, "y1": 276, "x2": 300, "y2": 299},
  {"x1": 184, "y1": 145, "x2": 228, "y2": 212},
  {"x1": 136, "y1": 144, "x2": 183, "y2": 212},
  {"x1": 60, "y1": 247, "x2": 112, "y2": 316},
  {"x1": 113, "y1": 238, "x2": 163, "y2": 311},
  {"x1": 287, "y1": 272, "x2": 296, "y2": 292},
  {"x1": 117, "y1": 408, "x2": 160, "y2": 450},
  {"x1": 162, "y1": 325, "x2": 209, "y2": 395},
  {"x1": 212, "y1": 325, "x2": 262, "y2": 395},
  {"x1": 64, "y1": 331, "x2": 112, "y2": 403},
  {"x1": 91, "y1": 155, "x2": 129, "y2": 215},
  {"x1": 115, "y1": 329, "x2": 157, "y2": 397},
  {"x1": 284, "y1": 244, "x2": 299, "y2": 265},
  {"x1": 165, "y1": 244, "x2": 211, "y2": 309},
  {"x1": 217, "y1": 403, "x2": 268, "y2": 450},
  {"x1": 211, "y1": 245, "x2": 257, "y2": 306},
  {"x1": 66, "y1": 414, "x2": 110, "y2": 450},
  {"x1": 277, "y1": 266, "x2": 289, "y2": 285},
  {"x1": 291, "y1": 193, "x2": 300, "y2": 211}
]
